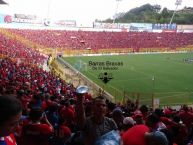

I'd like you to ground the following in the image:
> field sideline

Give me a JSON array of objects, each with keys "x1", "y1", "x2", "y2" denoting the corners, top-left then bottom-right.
[{"x1": 63, "y1": 53, "x2": 193, "y2": 106}]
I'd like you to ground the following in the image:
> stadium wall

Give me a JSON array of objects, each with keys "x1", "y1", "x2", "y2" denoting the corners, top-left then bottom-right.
[
  {"x1": 1, "y1": 22, "x2": 193, "y2": 33},
  {"x1": 177, "y1": 25, "x2": 193, "y2": 30}
]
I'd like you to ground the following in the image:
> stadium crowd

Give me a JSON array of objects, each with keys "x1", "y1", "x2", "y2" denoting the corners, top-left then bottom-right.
[
  {"x1": 0, "y1": 32, "x2": 45, "y2": 64},
  {"x1": 9, "y1": 29, "x2": 193, "y2": 51},
  {"x1": 1, "y1": 28, "x2": 193, "y2": 145}
]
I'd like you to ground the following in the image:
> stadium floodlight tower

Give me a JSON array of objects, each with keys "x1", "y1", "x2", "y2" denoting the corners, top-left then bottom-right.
[
  {"x1": 44, "y1": 0, "x2": 52, "y2": 26},
  {"x1": 113, "y1": 0, "x2": 122, "y2": 24},
  {"x1": 47, "y1": 0, "x2": 52, "y2": 19},
  {"x1": 169, "y1": 0, "x2": 182, "y2": 24}
]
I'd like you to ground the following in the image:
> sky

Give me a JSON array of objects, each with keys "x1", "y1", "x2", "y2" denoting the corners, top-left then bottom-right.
[{"x1": 0, "y1": 0, "x2": 193, "y2": 25}]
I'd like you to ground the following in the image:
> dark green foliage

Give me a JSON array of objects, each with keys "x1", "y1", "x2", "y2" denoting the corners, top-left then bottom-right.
[{"x1": 103, "y1": 4, "x2": 193, "y2": 24}]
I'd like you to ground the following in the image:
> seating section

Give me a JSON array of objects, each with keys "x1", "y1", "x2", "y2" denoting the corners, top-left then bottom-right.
[
  {"x1": 0, "y1": 33, "x2": 45, "y2": 64},
  {"x1": 9, "y1": 29, "x2": 193, "y2": 51}
]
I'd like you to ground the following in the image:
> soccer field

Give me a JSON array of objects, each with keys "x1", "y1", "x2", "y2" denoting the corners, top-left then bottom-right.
[{"x1": 63, "y1": 53, "x2": 193, "y2": 106}]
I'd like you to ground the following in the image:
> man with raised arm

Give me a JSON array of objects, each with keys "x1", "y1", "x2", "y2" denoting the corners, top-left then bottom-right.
[{"x1": 76, "y1": 93, "x2": 117, "y2": 145}]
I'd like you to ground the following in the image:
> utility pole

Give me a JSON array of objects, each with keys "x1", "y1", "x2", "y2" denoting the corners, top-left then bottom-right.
[
  {"x1": 47, "y1": 0, "x2": 52, "y2": 19},
  {"x1": 113, "y1": 0, "x2": 122, "y2": 24},
  {"x1": 169, "y1": 0, "x2": 182, "y2": 24}
]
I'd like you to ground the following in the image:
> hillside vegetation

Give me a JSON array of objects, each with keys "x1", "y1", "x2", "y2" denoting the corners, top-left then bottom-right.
[{"x1": 101, "y1": 4, "x2": 193, "y2": 24}]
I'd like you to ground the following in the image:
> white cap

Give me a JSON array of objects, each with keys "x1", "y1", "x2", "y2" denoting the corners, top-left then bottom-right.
[{"x1": 123, "y1": 117, "x2": 136, "y2": 125}]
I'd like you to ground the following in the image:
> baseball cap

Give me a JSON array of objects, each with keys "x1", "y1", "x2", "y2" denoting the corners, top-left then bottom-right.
[{"x1": 123, "y1": 117, "x2": 136, "y2": 125}]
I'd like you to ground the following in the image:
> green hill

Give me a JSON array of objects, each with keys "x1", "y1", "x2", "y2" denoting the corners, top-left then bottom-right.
[{"x1": 102, "y1": 4, "x2": 193, "y2": 24}]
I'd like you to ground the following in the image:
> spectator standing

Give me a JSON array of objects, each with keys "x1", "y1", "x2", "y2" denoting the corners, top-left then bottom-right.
[
  {"x1": 0, "y1": 95, "x2": 22, "y2": 145},
  {"x1": 76, "y1": 95, "x2": 117, "y2": 145},
  {"x1": 21, "y1": 108, "x2": 53, "y2": 145}
]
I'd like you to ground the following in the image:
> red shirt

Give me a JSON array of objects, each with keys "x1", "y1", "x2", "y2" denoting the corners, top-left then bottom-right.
[
  {"x1": 22, "y1": 123, "x2": 53, "y2": 145},
  {"x1": 122, "y1": 125, "x2": 150, "y2": 145},
  {"x1": 160, "y1": 117, "x2": 177, "y2": 129},
  {"x1": 54, "y1": 125, "x2": 71, "y2": 139},
  {"x1": 60, "y1": 107, "x2": 75, "y2": 122},
  {"x1": 179, "y1": 111, "x2": 193, "y2": 128},
  {"x1": 2, "y1": 134, "x2": 17, "y2": 145}
]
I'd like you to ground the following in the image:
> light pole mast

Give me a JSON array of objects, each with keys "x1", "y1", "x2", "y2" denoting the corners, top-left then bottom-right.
[
  {"x1": 113, "y1": 0, "x2": 122, "y2": 24},
  {"x1": 47, "y1": 0, "x2": 52, "y2": 18},
  {"x1": 44, "y1": 0, "x2": 52, "y2": 26},
  {"x1": 169, "y1": 0, "x2": 182, "y2": 24}
]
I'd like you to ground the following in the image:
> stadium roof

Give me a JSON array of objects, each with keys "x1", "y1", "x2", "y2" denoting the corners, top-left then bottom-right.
[{"x1": 0, "y1": 0, "x2": 7, "y2": 4}]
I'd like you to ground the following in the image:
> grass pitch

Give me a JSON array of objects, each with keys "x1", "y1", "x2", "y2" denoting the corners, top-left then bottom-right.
[{"x1": 63, "y1": 53, "x2": 193, "y2": 106}]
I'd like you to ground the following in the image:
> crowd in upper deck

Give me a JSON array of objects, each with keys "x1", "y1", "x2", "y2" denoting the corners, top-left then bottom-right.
[{"x1": 9, "y1": 29, "x2": 193, "y2": 51}]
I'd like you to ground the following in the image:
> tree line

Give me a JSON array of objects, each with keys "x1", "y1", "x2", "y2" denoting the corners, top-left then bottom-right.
[{"x1": 98, "y1": 4, "x2": 193, "y2": 24}]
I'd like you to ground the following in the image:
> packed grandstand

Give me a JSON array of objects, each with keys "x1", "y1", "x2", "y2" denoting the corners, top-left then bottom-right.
[{"x1": 1, "y1": 2, "x2": 193, "y2": 145}]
